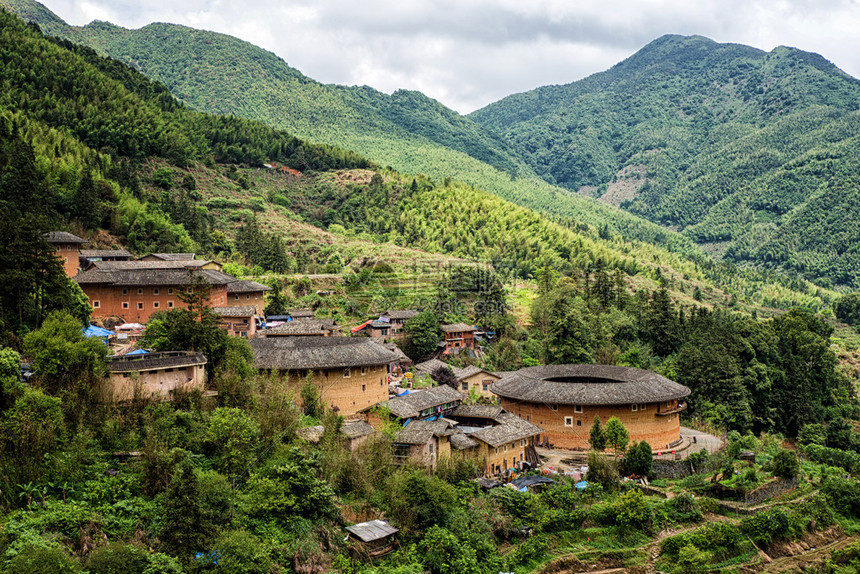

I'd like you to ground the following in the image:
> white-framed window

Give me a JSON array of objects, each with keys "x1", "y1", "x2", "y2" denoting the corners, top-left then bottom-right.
[
  {"x1": 564, "y1": 417, "x2": 573, "y2": 427},
  {"x1": 122, "y1": 302, "x2": 129, "y2": 309},
  {"x1": 639, "y1": 404, "x2": 646, "y2": 411},
  {"x1": 574, "y1": 404, "x2": 582, "y2": 414},
  {"x1": 632, "y1": 404, "x2": 638, "y2": 412},
  {"x1": 235, "y1": 295, "x2": 240, "y2": 300},
  {"x1": 503, "y1": 444, "x2": 508, "y2": 452},
  {"x1": 168, "y1": 288, "x2": 174, "y2": 295},
  {"x1": 167, "y1": 301, "x2": 174, "y2": 308},
  {"x1": 153, "y1": 302, "x2": 159, "y2": 308},
  {"x1": 138, "y1": 288, "x2": 143, "y2": 295},
  {"x1": 93, "y1": 301, "x2": 100, "y2": 308},
  {"x1": 551, "y1": 404, "x2": 558, "y2": 411},
  {"x1": 137, "y1": 302, "x2": 143, "y2": 310},
  {"x1": 343, "y1": 368, "x2": 351, "y2": 378},
  {"x1": 361, "y1": 367, "x2": 367, "y2": 375},
  {"x1": 154, "y1": 288, "x2": 159, "y2": 295}
]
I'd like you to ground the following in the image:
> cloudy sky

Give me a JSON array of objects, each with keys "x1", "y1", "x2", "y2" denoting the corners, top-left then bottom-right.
[{"x1": 37, "y1": 0, "x2": 860, "y2": 114}]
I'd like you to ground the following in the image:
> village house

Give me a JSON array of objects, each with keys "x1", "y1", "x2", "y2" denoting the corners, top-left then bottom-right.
[
  {"x1": 139, "y1": 252, "x2": 195, "y2": 262},
  {"x1": 105, "y1": 351, "x2": 206, "y2": 402},
  {"x1": 226, "y1": 279, "x2": 271, "y2": 314},
  {"x1": 490, "y1": 364, "x2": 691, "y2": 451},
  {"x1": 413, "y1": 360, "x2": 501, "y2": 399},
  {"x1": 441, "y1": 323, "x2": 477, "y2": 355},
  {"x1": 74, "y1": 266, "x2": 235, "y2": 323},
  {"x1": 351, "y1": 320, "x2": 393, "y2": 339},
  {"x1": 345, "y1": 520, "x2": 398, "y2": 559},
  {"x1": 392, "y1": 419, "x2": 457, "y2": 470},
  {"x1": 364, "y1": 384, "x2": 465, "y2": 427},
  {"x1": 261, "y1": 318, "x2": 341, "y2": 337},
  {"x1": 378, "y1": 310, "x2": 418, "y2": 338},
  {"x1": 249, "y1": 336, "x2": 399, "y2": 416},
  {"x1": 45, "y1": 231, "x2": 86, "y2": 277},
  {"x1": 212, "y1": 305, "x2": 259, "y2": 337},
  {"x1": 340, "y1": 420, "x2": 377, "y2": 451},
  {"x1": 446, "y1": 405, "x2": 543, "y2": 476}
]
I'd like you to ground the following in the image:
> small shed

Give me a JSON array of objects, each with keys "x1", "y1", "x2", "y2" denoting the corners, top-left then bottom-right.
[{"x1": 345, "y1": 520, "x2": 398, "y2": 558}]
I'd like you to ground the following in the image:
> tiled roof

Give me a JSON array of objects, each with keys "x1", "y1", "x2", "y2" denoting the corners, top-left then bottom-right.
[
  {"x1": 441, "y1": 323, "x2": 477, "y2": 333},
  {"x1": 108, "y1": 351, "x2": 207, "y2": 372},
  {"x1": 212, "y1": 305, "x2": 257, "y2": 317},
  {"x1": 89, "y1": 260, "x2": 212, "y2": 270},
  {"x1": 250, "y1": 336, "x2": 399, "y2": 370},
  {"x1": 227, "y1": 279, "x2": 271, "y2": 293},
  {"x1": 143, "y1": 253, "x2": 196, "y2": 261},
  {"x1": 468, "y1": 413, "x2": 543, "y2": 448},
  {"x1": 341, "y1": 420, "x2": 376, "y2": 439},
  {"x1": 451, "y1": 404, "x2": 504, "y2": 419},
  {"x1": 395, "y1": 420, "x2": 455, "y2": 445},
  {"x1": 262, "y1": 319, "x2": 340, "y2": 336},
  {"x1": 383, "y1": 385, "x2": 465, "y2": 419},
  {"x1": 74, "y1": 267, "x2": 237, "y2": 287},
  {"x1": 490, "y1": 364, "x2": 691, "y2": 406},
  {"x1": 80, "y1": 249, "x2": 132, "y2": 259},
  {"x1": 450, "y1": 433, "x2": 480, "y2": 450},
  {"x1": 44, "y1": 231, "x2": 86, "y2": 244},
  {"x1": 381, "y1": 310, "x2": 419, "y2": 320}
]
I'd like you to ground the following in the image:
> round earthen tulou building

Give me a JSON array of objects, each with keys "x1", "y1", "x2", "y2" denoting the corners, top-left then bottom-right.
[{"x1": 490, "y1": 365, "x2": 691, "y2": 451}]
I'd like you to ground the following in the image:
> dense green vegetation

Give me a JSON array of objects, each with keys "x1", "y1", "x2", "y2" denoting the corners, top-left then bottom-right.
[
  {"x1": 2, "y1": 312, "x2": 859, "y2": 573},
  {"x1": 470, "y1": 34, "x2": 860, "y2": 286},
  {"x1": 0, "y1": 0, "x2": 715, "y2": 258},
  {"x1": 0, "y1": 5, "x2": 371, "y2": 333}
]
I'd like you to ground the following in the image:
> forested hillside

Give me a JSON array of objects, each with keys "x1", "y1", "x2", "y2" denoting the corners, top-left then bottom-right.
[
  {"x1": 470, "y1": 34, "x2": 860, "y2": 286},
  {"x1": 0, "y1": 0, "x2": 712, "y2": 257}
]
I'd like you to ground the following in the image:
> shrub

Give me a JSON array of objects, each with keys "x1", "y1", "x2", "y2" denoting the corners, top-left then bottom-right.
[
  {"x1": 662, "y1": 522, "x2": 744, "y2": 556},
  {"x1": 771, "y1": 449, "x2": 799, "y2": 479},
  {"x1": 4, "y1": 546, "x2": 81, "y2": 574},
  {"x1": 740, "y1": 507, "x2": 792, "y2": 546},
  {"x1": 676, "y1": 543, "x2": 712, "y2": 573},
  {"x1": 205, "y1": 530, "x2": 271, "y2": 574},
  {"x1": 612, "y1": 488, "x2": 652, "y2": 530},
  {"x1": 87, "y1": 543, "x2": 150, "y2": 574},
  {"x1": 823, "y1": 478, "x2": 860, "y2": 517},
  {"x1": 419, "y1": 526, "x2": 480, "y2": 574},
  {"x1": 663, "y1": 493, "x2": 703, "y2": 524},
  {"x1": 621, "y1": 441, "x2": 653, "y2": 476},
  {"x1": 505, "y1": 535, "x2": 548, "y2": 567}
]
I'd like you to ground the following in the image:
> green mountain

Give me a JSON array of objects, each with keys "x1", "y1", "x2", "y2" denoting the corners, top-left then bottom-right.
[
  {"x1": 0, "y1": 0, "x2": 707, "y2": 258},
  {"x1": 470, "y1": 34, "x2": 860, "y2": 287}
]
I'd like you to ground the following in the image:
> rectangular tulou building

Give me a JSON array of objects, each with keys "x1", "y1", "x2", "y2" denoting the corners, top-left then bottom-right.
[{"x1": 250, "y1": 336, "x2": 400, "y2": 416}]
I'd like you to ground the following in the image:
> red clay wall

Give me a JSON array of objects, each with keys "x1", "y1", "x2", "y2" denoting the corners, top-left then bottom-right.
[
  {"x1": 501, "y1": 399, "x2": 682, "y2": 451},
  {"x1": 55, "y1": 244, "x2": 80, "y2": 278},
  {"x1": 84, "y1": 284, "x2": 229, "y2": 323}
]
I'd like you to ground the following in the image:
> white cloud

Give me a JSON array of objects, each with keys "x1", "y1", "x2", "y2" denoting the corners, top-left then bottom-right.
[{"x1": 37, "y1": 0, "x2": 860, "y2": 113}]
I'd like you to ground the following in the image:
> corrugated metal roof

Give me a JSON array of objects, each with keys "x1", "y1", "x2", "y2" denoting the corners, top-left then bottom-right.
[{"x1": 345, "y1": 520, "x2": 398, "y2": 542}]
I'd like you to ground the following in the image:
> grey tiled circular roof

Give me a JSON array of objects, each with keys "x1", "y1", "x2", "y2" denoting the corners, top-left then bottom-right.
[{"x1": 490, "y1": 364, "x2": 690, "y2": 406}]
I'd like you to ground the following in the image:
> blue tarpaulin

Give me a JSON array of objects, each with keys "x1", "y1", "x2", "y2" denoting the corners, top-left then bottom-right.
[
  {"x1": 396, "y1": 389, "x2": 411, "y2": 396},
  {"x1": 83, "y1": 324, "x2": 113, "y2": 345},
  {"x1": 575, "y1": 481, "x2": 588, "y2": 490},
  {"x1": 125, "y1": 349, "x2": 149, "y2": 356}
]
